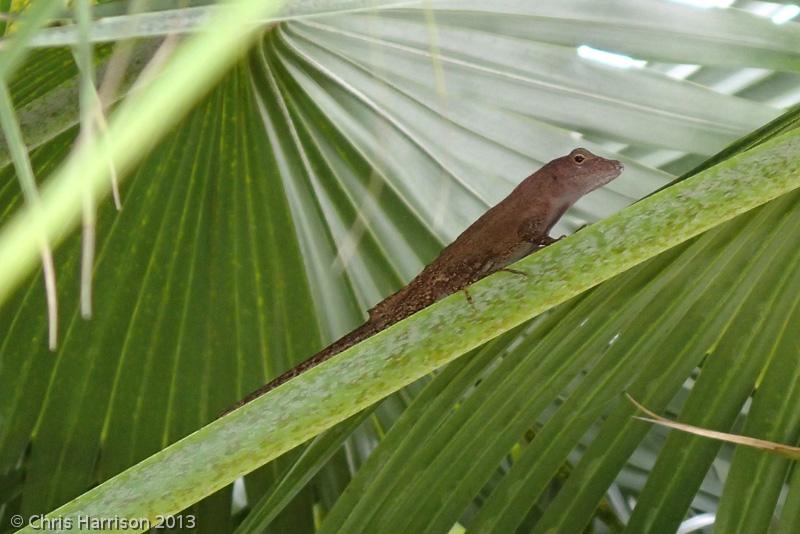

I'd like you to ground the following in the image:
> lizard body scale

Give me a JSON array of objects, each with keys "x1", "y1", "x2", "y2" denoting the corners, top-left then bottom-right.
[{"x1": 225, "y1": 148, "x2": 623, "y2": 413}]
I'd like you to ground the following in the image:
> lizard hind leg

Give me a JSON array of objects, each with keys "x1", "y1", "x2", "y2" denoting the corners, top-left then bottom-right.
[
  {"x1": 499, "y1": 267, "x2": 529, "y2": 278},
  {"x1": 462, "y1": 288, "x2": 478, "y2": 313}
]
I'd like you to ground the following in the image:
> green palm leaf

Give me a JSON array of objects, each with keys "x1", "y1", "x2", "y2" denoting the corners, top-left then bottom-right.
[{"x1": 2, "y1": 2, "x2": 800, "y2": 533}]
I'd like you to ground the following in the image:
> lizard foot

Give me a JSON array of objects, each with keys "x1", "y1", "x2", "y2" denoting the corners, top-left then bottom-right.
[
  {"x1": 463, "y1": 288, "x2": 478, "y2": 313},
  {"x1": 536, "y1": 235, "x2": 565, "y2": 248},
  {"x1": 499, "y1": 268, "x2": 529, "y2": 278}
]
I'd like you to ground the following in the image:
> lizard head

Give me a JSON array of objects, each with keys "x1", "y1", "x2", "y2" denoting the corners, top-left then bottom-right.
[{"x1": 548, "y1": 148, "x2": 624, "y2": 198}]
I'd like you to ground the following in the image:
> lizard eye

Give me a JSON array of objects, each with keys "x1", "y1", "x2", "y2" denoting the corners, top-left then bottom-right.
[{"x1": 573, "y1": 154, "x2": 586, "y2": 164}]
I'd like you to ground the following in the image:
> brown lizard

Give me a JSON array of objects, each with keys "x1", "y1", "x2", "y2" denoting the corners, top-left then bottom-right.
[{"x1": 225, "y1": 148, "x2": 623, "y2": 413}]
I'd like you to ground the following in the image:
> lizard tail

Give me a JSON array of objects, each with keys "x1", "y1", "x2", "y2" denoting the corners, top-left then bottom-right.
[{"x1": 220, "y1": 321, "x2": 377, "y2": 416}]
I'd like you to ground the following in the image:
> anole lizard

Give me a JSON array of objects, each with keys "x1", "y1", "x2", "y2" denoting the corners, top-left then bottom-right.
[{"x1": 225, "y1": 148, "x2": 623, "y2": 412}]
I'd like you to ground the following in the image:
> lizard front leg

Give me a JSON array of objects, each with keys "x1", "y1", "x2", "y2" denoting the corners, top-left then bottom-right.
[
  {"x1": 518, "y1": 216, "x2": 551, "y2": 245},
  {"x1": 517, "y1": 215, "x2": 567, "y2": 250},
  {"x1": 487, "y1": 219, "x2": 563, "y2": 278},
  {"x1": 535, "y1": 234, "x2": 562, "y2": 248}
]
